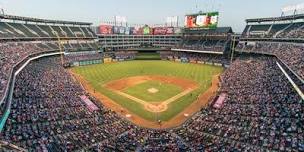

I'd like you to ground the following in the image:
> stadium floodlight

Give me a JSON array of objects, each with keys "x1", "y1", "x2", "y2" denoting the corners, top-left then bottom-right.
[
  {"x1": 281, "y1": 5, "x2": 296, "y2": 13},
  {"x1": 282, "y1": 3, "x2": 304, "y2": 15},
  {"x1": 296, "y1": 3, "x2": 304, "y2": 11},
  {"x1": 166, "y1": 16, "x2": 178, "y2": 27},
  {"x1": 114, "y1": 16, "x2": 127, "y2": 26}
]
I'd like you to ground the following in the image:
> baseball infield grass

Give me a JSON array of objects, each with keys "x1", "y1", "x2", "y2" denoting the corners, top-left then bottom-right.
[
  {"x1": 72, "y1": 60, "x2": 223, "y2": 121},
  {"x1": 123, "y1": 80, "x2": 183, "y2": 102}
]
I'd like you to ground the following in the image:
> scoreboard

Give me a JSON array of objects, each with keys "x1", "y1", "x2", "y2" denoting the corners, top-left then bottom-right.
[{"x1": 185, "y1": 12, "x2": 219, "y2": 29}]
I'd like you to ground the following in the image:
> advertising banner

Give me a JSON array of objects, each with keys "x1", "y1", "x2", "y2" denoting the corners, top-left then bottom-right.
[
  {"x1": 166, "y1": 27, "x2": 174, "y2": 35},
  {"x1": 99, "y1": 25, "x2": 113, "y2": 34},
  {"x1": 143, "y1": 26, "x2": 150, "y2": 35},
  {"x1": 129, "y1": 27, "x2": 135, "y2": 35},
  {"x1": 174, "y1": 27, "x2": 182, "y2": 34},
  {"x1": 125, "y1": 27, "x2": 130, "y2": 35},
  {"x1": 113, "y1": 26, "x2": 119, "y2": 34},
  {"x1": 153, "y1": 27, "x2": 167, "y2": 35},
  {"x1": 153, "y1": 27, "x2": 175, "y2": 35},
  {"x1": 132, "y1": 26, "x2": 142, "y2": 35},
  {"x1": 119, "y1": 26, "x2": 125, "y2": 34}
]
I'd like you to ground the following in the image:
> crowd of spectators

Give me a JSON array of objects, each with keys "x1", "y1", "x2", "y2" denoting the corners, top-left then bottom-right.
[
  {"x1": 1, "y1": 54, "x2": 303, "y2": 151},
  {"x1": 0, "y1": 42, "x2": 50, "y2": 102},
  {"x1": 63, "y1": 52, "x2": 103, "y2": 64},
  {"x1": 160, "y1": 51, "x2": 228, "y2": 65},
  {"x1": 0, "y1": 41, "x2": 101, "y2": 103},
  {"x1": 1, "y1": 57, "x2": 131, "y2": 151},
  {"x1": 62, "y1": 42, "x2": 99, "y2": 51},
  {"x1": 35, "y1": 41, "x2": 99, "y2": 51},
  {"x1": 114, "y1": 51, "x2": 137, "y2": 60},
  {"x1": 236, "y1": 42, "x2": 304, "y2": 79},
  {"x1": 276, "y1": 23, "x2": 304, "y2": 39},
  {"x1": 175, "y1": 56, "x2": 303, "y2": 151},
  {"x1": 90, "y1": 127, "x2": 191, "y2": 151},
  {"x1": 174, "y1": 39, "x2": 227, "y2": 52}
]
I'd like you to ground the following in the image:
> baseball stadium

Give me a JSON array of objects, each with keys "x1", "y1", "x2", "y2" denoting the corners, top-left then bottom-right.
[{"x1": 0, "y1": 0, "x2": 304, "y2": 151}]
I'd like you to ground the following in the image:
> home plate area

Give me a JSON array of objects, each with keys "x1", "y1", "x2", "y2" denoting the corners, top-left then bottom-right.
[{"x1": 148, "y1": 88, "x2": 159, "y2": 94}]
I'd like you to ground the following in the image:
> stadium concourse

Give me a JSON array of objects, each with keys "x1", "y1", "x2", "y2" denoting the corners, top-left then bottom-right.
[{"x1": 0, "y1": 11, "x2": 303, "y2": 152}]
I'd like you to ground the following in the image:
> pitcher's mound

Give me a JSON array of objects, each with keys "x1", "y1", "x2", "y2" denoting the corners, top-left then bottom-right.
[{"x1": 148, "y1": 88, "x2": 159, "y2": 94}]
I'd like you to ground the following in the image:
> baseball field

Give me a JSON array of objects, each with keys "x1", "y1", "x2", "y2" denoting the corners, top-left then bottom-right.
[{"x1": 71, "y1": 60, "x2": 223, "y2": 128}]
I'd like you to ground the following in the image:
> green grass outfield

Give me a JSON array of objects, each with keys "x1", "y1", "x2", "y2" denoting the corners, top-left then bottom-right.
[
  {"x1": 72, "y1": 60, "x2": 223, "y2": 121},
  {"x1": 123, "y1": 80, "x2": 183, "y2": 102}
]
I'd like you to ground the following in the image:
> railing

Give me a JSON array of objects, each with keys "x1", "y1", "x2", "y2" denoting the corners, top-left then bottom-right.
[
  {"x1": 276, "y1": 62, "x2": 304, "y2": 101},
  {"x1": 277, "y1": 58, "x2": 304, "y2": 83},
  {"x1": 0, "y1": 71, "x2": 13, "y2": 106},
  {"x1": 239, "y1": 37, "x2": 304, "y2": 43},
  {"x1": 171, "y1": 48, "x2": 224, "y2": 54},
  {"x1": 0, "y1": 140, "x2": 27, "y2": 151}
]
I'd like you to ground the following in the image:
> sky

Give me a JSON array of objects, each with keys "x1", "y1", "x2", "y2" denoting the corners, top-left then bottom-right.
[{"x1": 0, "y1": 0, "x2": 303, "y2": 32}]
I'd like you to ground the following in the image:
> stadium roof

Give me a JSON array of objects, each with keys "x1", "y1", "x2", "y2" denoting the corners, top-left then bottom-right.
[
  {"x1": 0, "y1": 14, "x2": 92, "y2": 26},
  {"x1": 246, "y1": 14, "x2": 304, "y2": 23}
]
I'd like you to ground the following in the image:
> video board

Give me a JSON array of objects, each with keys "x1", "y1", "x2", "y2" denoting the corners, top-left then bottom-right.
[
  {"x1": 153, "y1": 27, "x2": 175, "y2": 35},
  {"x1": 185, "y1": 12, "x2": 219, "y2": 29}
]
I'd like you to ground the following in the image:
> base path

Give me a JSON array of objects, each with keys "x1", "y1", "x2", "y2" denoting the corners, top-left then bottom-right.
[
  {"x1": 70, "y1": 70, "x2": 220, "y2": 129},
  {"x1": 105, "y1": 75, "x2": 198, "y2": 112}
]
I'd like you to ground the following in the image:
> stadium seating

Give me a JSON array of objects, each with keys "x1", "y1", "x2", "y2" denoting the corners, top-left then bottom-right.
[
  {"x1": 1, "y1": 56, "x2": 303, "y2": 151},
  {"x1": 172, "y1": 27, "x2": 232, "y2": 53},
  {"x1": 0, "y1": 22, "x2": 96, "y2": 39},
  {"x1": 236, "y1": 42, "x2": 304, "y2": 80},
  {"x1": 114, "y1": 51, "x2": 137, "y2": 60},
  {"x1": 160, "y1": 51, "x2": 228, "y2": 65},
  {"x1": 242, "y1": 22, "x2": 304, "y2": 39},
  {"x1": 175, "y1": 56, "x2": 303, "y2": 151},
  {"x1": 1, "y1": 57, "x2": 131, "y2": 151},
  {"x1": 64, "y1": 52, "x2": 103, "y2": 64},
  {"x1": 276, "y1": 23, "x2": 304, "y2": 39},
  {"x1": 0, "y1": 17, "x2": 99, "y2": 111},
  {"x1": 175, "y1": 39, "x2": 227, "y2": 52},
  {"x1": 0, "y1": 42, "x2": 50, "y2": 102}
]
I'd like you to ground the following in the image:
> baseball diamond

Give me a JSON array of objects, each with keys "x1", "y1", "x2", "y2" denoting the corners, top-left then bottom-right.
[{"x1": 71, "y1": 60, "x2": 223, "y2": 127}]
